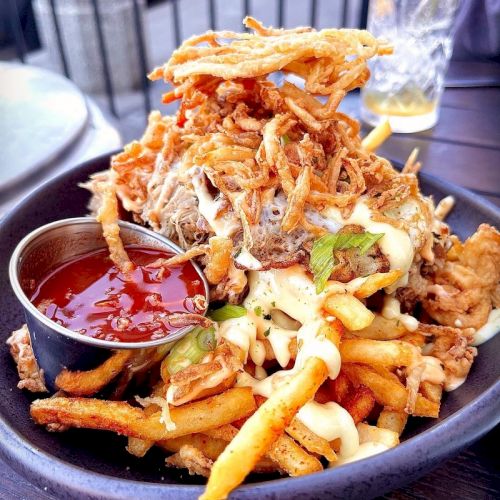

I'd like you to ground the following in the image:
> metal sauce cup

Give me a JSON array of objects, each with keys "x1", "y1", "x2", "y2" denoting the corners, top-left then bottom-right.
[{"x1": 9, "y1": 217, "x2": 209, "y2": 391}]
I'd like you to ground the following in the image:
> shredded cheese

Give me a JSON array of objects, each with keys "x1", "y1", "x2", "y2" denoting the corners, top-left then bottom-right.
[{"x1": 135, "y1": 395, "x2": 176, "y2": 431}]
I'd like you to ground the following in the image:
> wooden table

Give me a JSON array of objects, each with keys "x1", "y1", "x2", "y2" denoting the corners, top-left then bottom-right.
[{"x1": 0, "y1": 80, "x2": 498, "y2": 500}]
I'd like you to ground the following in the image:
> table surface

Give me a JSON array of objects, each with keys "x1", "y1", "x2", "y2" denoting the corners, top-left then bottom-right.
[{"x1": 0, "y1": 73, "x2": 499, "y2": 499}]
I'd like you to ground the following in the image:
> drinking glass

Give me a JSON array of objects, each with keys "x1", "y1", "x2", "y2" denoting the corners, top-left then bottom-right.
[{"x1": 360, "y1": 0, "x2": 460, "y2": 133}]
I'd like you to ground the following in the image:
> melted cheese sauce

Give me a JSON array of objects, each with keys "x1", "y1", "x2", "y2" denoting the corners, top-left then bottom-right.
[
  {"x1": 234, "y1": 248, "x2": 263, "y2": 270},
  {"x1": 218, "y1": 314, "x2": 266, "y2": 366},
  {"x1": 382, "y1": 294, "x2": 419, "y2": 332},
  {"x1": 223, "y1": 266, "x2": 360, "y2": 459},
  {"x1": 297, "y1": 401, "x2": 359, "y2": 457},
  {"x1": 472, "y1": 309, "x2": 500, "y2": 346},
  {"x1": 445, "y1": 374, "x2": 466, "y2": 392},
  {"x1": 330, "y1": 442, "x2": 389, "y2": 467},
  {"x1": 323, "y1": 200, "x2": 414, "y2": 292},
  {"x1": 234, "y1": 266, "x2": 374, "y2": 368}
]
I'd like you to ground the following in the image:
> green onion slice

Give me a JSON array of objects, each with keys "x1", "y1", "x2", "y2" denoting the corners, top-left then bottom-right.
[
  {"x1": 310, "y1": 231, "x2": 384, "y2": 293},
  {"x1": 197, "y1": 327, "x2": 216, "y2": 351},
  {"x1": 209, "y1": 304, "x2": 247, "y2": 322},
  {"x1": 280, "y1": 134, "x2": 291, "y2": 146},
  {"x1": 164, "y1": 326, "x2": 216, "y2": 375}
]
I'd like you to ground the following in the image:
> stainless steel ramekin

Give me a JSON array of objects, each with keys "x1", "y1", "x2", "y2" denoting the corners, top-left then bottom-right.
[{"x1": 9, "y1": 217, "x2": 209, "y2": 391}]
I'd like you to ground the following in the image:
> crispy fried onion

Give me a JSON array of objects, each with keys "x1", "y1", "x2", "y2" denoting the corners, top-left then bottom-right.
[
  {"x1": 95, "y1": 179, "x2": 134, "y2": 274},
  {"x1": 83, "y1": 18, "x2": 448, "y2": 301},
  {"x1": 152, "y1": 17, "x2": 391, "y2": 90},
  {"x1": 149, "y1": 236, "x2": 232, "y2": 286},
  {"x1": 167, "y1": 340, "x2": 242, "y2": 406},
  {"x1": 167, "y1": 313, "x2": 213, "y2": 330},
  {"x1": 204, "y1": 237, "x2": 233, "y2": 284},
  {"x1": 423, "y1": 225, "x2": 500, "y2": 329}
]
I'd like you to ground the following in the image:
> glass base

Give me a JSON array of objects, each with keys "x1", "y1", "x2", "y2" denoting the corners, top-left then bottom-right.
[{"x1": 360, "y1": 105, "x2": 438, "y2": 133}]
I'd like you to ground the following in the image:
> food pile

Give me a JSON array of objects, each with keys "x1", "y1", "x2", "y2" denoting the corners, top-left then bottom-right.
[{"x1": 8, "y1": 17, "x2": 499, "y2": 500}]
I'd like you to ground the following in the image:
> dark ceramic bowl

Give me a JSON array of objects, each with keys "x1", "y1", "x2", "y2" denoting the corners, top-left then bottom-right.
[{"x1": 0, "y1": 153, "x2": 499, "y2": 500}]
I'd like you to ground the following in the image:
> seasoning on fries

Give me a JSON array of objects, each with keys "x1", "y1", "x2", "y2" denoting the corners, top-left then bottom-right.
[{"x1": 7, "y1": 15, "x2": 500, "y2": 500}]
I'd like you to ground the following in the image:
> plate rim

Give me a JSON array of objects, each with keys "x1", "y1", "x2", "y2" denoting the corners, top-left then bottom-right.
[{"x1": 0, "y1": 152, "x2": 499, "y2": 499}]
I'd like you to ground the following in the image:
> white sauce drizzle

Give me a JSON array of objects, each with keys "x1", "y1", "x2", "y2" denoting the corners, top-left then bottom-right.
[
  {"x1": 445, "y1": 375, "x2": 467, "y2": 392},
  {"x1": 472, "y1": 309, "x2": 500, "y2": 346},
  {"x1": 330, "y1": 442, "x2": 389, "y2": 467},
  {"x1": 232, "y1": 266, "x2": 375, "y2": 368},
  {"x1": 224, "y1": 267, "x2": 360, "y2": 459},
  {"x1": 296, "y1": 401, "x2": 359, "y2": 457},
  {"x1": 234, "y1": 248, "x2": 263, "y2": 270},
  {"x1": 254, "y1": 365, "x2": 267, "y2": 380},
  {"x1": 382, "y1": 294, "x2": 419, "y2": 332}
]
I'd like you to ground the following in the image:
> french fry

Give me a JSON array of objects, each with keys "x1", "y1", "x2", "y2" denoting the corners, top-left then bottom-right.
[
  {"x1": 95, "y1": 181, "x2": 133, "y2": 273},
  {"x1": 342, "y1": 364, "x2": 440, "y2": 417},
  {"x1": 361, "y1": 119, "x2": 391, "y2": 153},
  {"x1": 314, "y1": 383, "x2": 332, "y2": 404},
  {"x1": 353, "y1": 315, "x2": 407, "y2": 340},
  {"x1": 342, "y1": 385, "x2": 376, "y2": 424},
  {"x1": 268, "y1": 433, "x2": 323, "y2": 475},
  {"x1": 203, "y1": 424, "x2": 238, "y2": 441},
  {"x1": 327, "y1": 370, "x2": 352, "y2": 403},
  {"x1": 204, "y1": 423, "x2": 323, "y2": 474},
  {"x1": 400, "y1": 331, "x2": 427, "y2": 348},
  {"x1": 31, "y1": 387, "x2": 256, "y2": 440},
  {"x1": 357, "y1": 422, "x2": 399, "y2": 448},
  {"x1": 420, "y1": 381, "x2": 443, "y2": 404},
  {"x1": 160, "y1": 434, "x2": 226, "y2": 461},
  {"x1": 127, "y1": 402, "x2": 159, "y2": 458},
  {"x1": 55, "y1": 350, "x2": 132, "y2": 397},
  {"x1": 369, "y1": 364, "x2": 402, "y2": 383},
  {"x1": 354, "y1": 270, "x2": 402, "y2": 299},
  {"x1": 286, "y1": 418, "x2": 336, "y2": 461},
  {"x1": 127, "y1": 436, "x2": 155, "y2": 458},
  {"x1": 160, "y1": 433, "x2": 277, "y2": 473},
  {"x1": 323, "y1": 293, "x2": 374, "y2": 331},
  {"x1": 377, "y1": 409, "x2": 408, "y2": 436},
  {"x1": 339, "y1": 339, "x2": 418, "y2": 367},
  {"x1": 201, "y1": 356, "x2": 329, "y2": 500}
]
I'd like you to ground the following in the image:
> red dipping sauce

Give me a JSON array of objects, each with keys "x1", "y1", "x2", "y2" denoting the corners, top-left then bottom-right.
[{"x1": 30, "y1": 245, "x2": 206, "y2": 343}]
